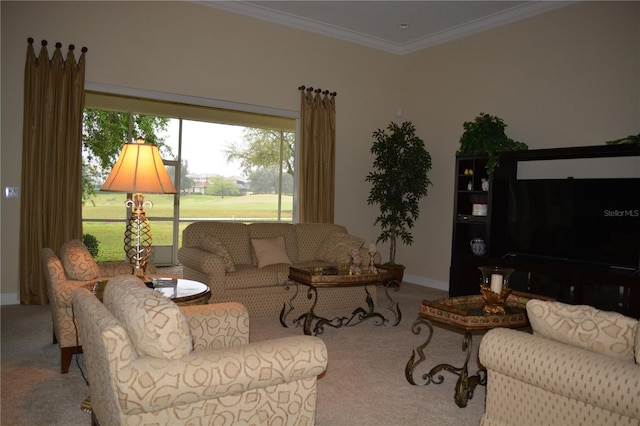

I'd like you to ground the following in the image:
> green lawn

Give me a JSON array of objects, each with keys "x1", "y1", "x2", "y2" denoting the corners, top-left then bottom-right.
[{"x1": 83, "y1": 193, "x2": 292, "y2": 262}]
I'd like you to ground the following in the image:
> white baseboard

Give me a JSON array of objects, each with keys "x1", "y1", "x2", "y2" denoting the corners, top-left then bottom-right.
[
  {"x1": 403, "y1": 273, "x2": 449, "y2": 292},
  {"x1": 1, "y1": 293, "x2": 20, "y2": 305}
]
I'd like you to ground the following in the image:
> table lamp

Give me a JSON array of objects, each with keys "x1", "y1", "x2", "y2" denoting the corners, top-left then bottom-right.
[{"x1": 101, "y1": 138, "x2": 177, "y2": 279}]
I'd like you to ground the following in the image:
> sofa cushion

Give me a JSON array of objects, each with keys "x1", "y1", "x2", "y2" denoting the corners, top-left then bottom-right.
[
  {"x1": 295, "y1": 223, "x2": 348, "y2": 262},
  {"x1": 317, "y1": 233, "x2": 364, "y2": 263},
  {"x1": 527, "y1": 299, "x2": 637, "y2": 362},
  {"x1": 226, "y1": 264, "x2": 287, "y2": 289},
  {"x1": 104, "y1": 275, "x2": 192, "y2": 360},
  {"x1": 251, "y1": 236, "x2": 292, "y2": 268},
  {"x1": 59, "y1": 239, "x2": 101, "y2": 280},
  {"x1": 200, "y1": 234, "x2": 236, "y2": 272},
  {"x1": 182, "y1": 221, "x2": 253, "y2": 264}
]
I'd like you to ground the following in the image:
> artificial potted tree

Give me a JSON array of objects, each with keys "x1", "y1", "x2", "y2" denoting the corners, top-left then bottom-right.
[
  {"x1": 457, "y1": 112, "x2": 528, "y2": 175},
  {"x1": 366, "y1": 121, "x2": 432, "y2": 284}
]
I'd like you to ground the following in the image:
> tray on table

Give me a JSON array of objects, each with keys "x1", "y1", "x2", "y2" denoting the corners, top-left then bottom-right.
[{"x1": 419, "y1": 292, "x2": 535, "y2": 331}]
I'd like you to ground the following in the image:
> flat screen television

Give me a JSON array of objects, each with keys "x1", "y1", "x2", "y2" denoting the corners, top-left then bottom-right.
[{"x1": 505, "y1": 178, "x2": 640, "y2": 273}]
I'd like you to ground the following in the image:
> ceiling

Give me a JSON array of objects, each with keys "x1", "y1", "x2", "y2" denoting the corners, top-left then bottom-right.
[{"x1": 198, "y1": 1, "x2": 573, "y2": 55}]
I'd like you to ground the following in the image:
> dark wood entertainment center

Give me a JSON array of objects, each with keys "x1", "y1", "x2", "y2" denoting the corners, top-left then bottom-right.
[{"x1": 449, "y1": 144, "x2": 640, "y2": 318}]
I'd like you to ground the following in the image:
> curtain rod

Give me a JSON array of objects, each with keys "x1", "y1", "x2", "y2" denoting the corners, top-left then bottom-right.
[{"x1": 298, "y1": 85, "x2": 337, "y2": 97}]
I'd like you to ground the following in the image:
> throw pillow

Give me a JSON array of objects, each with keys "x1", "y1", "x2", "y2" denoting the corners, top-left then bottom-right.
[
  {"x1": 251, "y1": 236, "x2": 292, "y2": 268},
  {"x1": 59, "y1": 239, "x2": 101, "y2": 281},
  {"x1": 527, "y1": 299, "x2": 638, "y2": 362},
  {"x1": 104, "y1": 275, "x2": 193, "y2": 360},
  {"x1": 317, "y1": 233, "x2": 364, "y2": 263},
  {"x1": 200, "y1": 234, "x2": 236, "y2": 272}
]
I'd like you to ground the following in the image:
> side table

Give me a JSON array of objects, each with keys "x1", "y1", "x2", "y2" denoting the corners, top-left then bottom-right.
[
  {"x1": 84, "y1": 277, "x2": 210, "y2": 306},
  {"x1": 404, "y1": 291, "x2": 551, "y2": 408}
]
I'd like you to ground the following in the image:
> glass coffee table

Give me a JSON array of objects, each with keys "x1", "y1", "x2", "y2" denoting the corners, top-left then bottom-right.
[
  {"x1": 280, "y1": 265, "x2": 401, "y2": 336},
  {"x1": 404, "y1": 291, "x2": 551, "y2": 408},
  {"x1": 85, "y1": 277, "x2": 210, "y2": 306}
]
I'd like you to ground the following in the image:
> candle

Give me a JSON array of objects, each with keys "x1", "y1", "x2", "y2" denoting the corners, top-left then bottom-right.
[{"x1": 490, "y1": 274, "x2": 503, "y2": 294}]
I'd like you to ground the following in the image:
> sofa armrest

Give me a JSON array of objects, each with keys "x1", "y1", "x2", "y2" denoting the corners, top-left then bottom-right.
[
  {"x1": 479, "y1": 328, "x2": 640, "y2": 420},
  {"x1": 178, "y1": 247, "x2": 226, "y2": 277},
  {"x1": 116, "y1": 335, "x2": 328, "y2": 415},
  {"x1": 180, "y1": 302, "x2": 250, "y2": 350}
]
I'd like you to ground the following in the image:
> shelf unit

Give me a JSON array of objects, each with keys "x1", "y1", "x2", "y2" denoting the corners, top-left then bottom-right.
[
  {"x1": 448, "y1": 144, "x2": 640, "y2": 318},
  {"x1": 449, "y1": 154, "x2": 515, "y2": 297}
]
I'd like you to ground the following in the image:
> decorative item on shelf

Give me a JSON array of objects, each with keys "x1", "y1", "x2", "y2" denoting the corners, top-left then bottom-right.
[
  {"x1": 467, "y1": 180, "x2": 473, "y2": 191},
  {"x1": 464, "y1": 168, "x2": 473, "y2": 176},
  {"x1": 470, "y1": 237, "x2": 486, "y2": 256},
  {"x1": 350, "y1": 248, "x2": 362, "y2": 275},
  {"x1": 478, "y1": 266, "x2": 515, "y2": 315},
  {"x1": 481, "y1": 178, "x2": 489, "y2": 191},
  {"x1": 100, "y1": 138, "x2": 177, "y2": 280},
  {"x1": 368, "y1": 243, "x2": 377, "y2": 274},
  {"x1": 472, "y1": 202, "x2": 487, "y2": 216}
]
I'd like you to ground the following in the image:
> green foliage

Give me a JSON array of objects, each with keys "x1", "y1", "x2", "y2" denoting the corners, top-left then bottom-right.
[
  {"x1": 248, "y1": 166, "x2": 293, "y2": 194},
  {"x1": 82, "y1": 233, "x2": 99, "y2": 258},
  {"x1": 366, "y1": 121, "x2": 432, "y2": 266},
  {"x1": 180, "y1": 159, "x2": 194, "y2": 192},
  {"x1": 205, "y1": 175, "x2": 241, "y2": 197},
  {"x1": 225, "y1": 128, "x2": 294, "y2": 177},
  {"x1": 606, "y1": 133, "x2": 640, "y2": 145},
  {"x1": 457, "y1": 113, "x2": 527, "y2": 175}
]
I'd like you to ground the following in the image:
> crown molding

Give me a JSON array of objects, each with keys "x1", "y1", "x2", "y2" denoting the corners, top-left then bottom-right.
[{"x1": 197, "y1": 1, "x2": 575, "y2": 55}]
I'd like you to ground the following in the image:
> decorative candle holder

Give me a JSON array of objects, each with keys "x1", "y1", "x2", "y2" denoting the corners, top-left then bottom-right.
[{"x1": 478, "y1": 266, "x2": 515, "y2": 315}]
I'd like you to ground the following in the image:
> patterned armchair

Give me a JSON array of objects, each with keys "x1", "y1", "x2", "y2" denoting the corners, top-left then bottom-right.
[
  {"x1": 41, "y1": 239, "x2": 156, "y2": 373},
  {"x1": 71, "y1": 275, "x2": 328, "y2": 426},
  {"x1": 479, "y1": 299, "x2": 640, "y2": 426}
]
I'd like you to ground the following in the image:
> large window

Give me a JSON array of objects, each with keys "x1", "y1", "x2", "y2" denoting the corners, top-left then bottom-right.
[{"x1": 82, "y1": 91, "x2": 296, "y2": 264}]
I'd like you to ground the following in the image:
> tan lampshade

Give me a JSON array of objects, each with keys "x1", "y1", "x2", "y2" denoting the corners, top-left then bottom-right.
[{"x1": 101, "y1": 138, "x2": 177, "y2": 194}]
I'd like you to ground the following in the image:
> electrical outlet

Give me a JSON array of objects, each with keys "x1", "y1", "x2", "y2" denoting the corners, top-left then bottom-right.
[{"x1": 4, "y1": 186, "x2": 20, "y2": 199}]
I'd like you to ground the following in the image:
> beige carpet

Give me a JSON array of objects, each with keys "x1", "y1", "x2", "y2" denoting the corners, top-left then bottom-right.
[{"x1": 1, "y1": 280, "x2": 486, "y2": 425}]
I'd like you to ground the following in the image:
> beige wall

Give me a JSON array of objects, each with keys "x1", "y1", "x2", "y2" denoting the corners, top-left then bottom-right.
[{"x1": 2, "y1": 1, "x2": 639, "y2": 300}]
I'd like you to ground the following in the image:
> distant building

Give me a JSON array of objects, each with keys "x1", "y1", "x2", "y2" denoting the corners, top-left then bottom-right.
[{"x1": 186, "y1": 173, "x2": 250, "y2": 195}]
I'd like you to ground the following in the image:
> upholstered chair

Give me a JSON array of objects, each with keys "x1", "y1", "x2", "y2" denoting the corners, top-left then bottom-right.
[
  {"x1": 72, "y1": 275, "x2": 328, "y2": 426},
  {"x1": 41, "y1": 239, "x2": 156, "y2": 373},
  {"x1": 479, "y1": 299, "x2": 640, "y2": 425}
]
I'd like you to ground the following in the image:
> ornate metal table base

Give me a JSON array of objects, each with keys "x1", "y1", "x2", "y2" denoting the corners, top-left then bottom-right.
[
  {"x1": 404, "y1": 317, "x2": 486, "y2": 408},
  {"x1": 280, "y1": 280, "x2": 401, "y2": 336}
]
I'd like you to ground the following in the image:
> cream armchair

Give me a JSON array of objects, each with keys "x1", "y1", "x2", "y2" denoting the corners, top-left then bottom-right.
[
  {"x1": 41, "y1": 240, "x2": 156, "y2": 373},
  {"x1": 479, "y1": 300, "x2": 640, "y2": 426},
  {"x1": 71, "y1": 275, "x2": 328, "y2": 426}
]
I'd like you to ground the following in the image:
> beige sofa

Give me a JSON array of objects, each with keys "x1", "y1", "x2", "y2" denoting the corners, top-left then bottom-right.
[
  {"x1": 177, "y1": 221, "x2": 382, "y2": 317},
  {"x1": 72, "y1": 275, "x2": 327, "y2": 425},
  {"x1": 479, "y1": 299, "x2": 640, "y2": 426}
]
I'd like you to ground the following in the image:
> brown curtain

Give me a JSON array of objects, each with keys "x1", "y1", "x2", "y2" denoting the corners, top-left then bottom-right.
[
  {"x1": 20, "y1": 38, "x2": 87, "y2": 304},
  {"x1": 298, "y1": 86, "x2": 336, "y2": 223}
]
